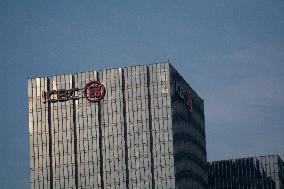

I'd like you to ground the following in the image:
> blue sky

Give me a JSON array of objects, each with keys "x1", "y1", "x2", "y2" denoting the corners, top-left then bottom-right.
[{"x1": 0, "y1": 0, "x2": 284, "y2": 188}]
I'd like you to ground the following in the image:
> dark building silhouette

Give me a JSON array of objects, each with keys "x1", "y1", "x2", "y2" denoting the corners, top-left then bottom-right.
[{"x1": 208, "y1": 155, "x2": 284, "y2": 189}]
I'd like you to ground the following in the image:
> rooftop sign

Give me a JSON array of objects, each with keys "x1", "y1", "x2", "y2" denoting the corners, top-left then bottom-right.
[
  {"x1": 42, "y1": 81, "x2": 105, "y2": 103},
  {"x1": 176, "y1": 83, "x2": 193, "y2": 112}
]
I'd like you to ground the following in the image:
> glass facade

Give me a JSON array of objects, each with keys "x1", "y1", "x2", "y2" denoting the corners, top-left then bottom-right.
[
  {"x1": 28, "y1": 62, "x2": 207, "y2": 189},
  {"x1": 208, "y1": 155, "x2": 284, "y2": 189},
  {"x1": 169, "y1": 65, "x2": 207, "y2": 189},
  {"x1": 259, "y1": 155, "x2": 284, "y2": 189}
]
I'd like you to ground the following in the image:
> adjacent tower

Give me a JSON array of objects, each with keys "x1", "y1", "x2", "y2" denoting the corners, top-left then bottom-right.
[
  {"x1": 28, "y1": 62, "x2": 207, "y2": 189},
  {"x1": 208, "y1": 155, "x2": 284, "y2": 189},
  {"x1": 259, "y1": 155, "x2": 284, "y2": 189}
]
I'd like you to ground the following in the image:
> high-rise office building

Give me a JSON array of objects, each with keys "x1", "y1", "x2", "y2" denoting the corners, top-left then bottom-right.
[
  {"x1": 28, "y1": 62, "x2": 207, "y2": 189},
  {"x1": 259, "y1": 155, "x2": 284, "y2": 189},
  {"x1": 208, "y1": 155, "x2": 284, "y2": 189}
]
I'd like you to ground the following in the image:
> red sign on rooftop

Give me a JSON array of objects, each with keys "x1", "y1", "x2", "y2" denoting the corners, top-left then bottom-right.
[{"x1": 84, "y1": 81, "x2": 106, "y2": 103}]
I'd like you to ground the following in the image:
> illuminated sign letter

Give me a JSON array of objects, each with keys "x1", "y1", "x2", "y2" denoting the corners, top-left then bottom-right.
[
  {"x1": 58, "y1": 89, "x2": 68, "y2": 102},
  {"x1": 69, "y1": 88, "x2": 79, "y2": 100},
  {"x1": 48, "y1": 90, "x2": 58, "y2": 103}
]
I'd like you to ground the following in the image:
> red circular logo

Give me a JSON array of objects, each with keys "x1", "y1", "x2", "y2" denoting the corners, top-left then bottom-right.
[{"x1": 84, "y1": 81, "x2": 105, "y2": 102}]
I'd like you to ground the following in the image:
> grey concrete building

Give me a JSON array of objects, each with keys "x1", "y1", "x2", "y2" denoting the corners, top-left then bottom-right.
[{"x1": 28, "y1": 62, "x2": 207, "y2": 189}]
